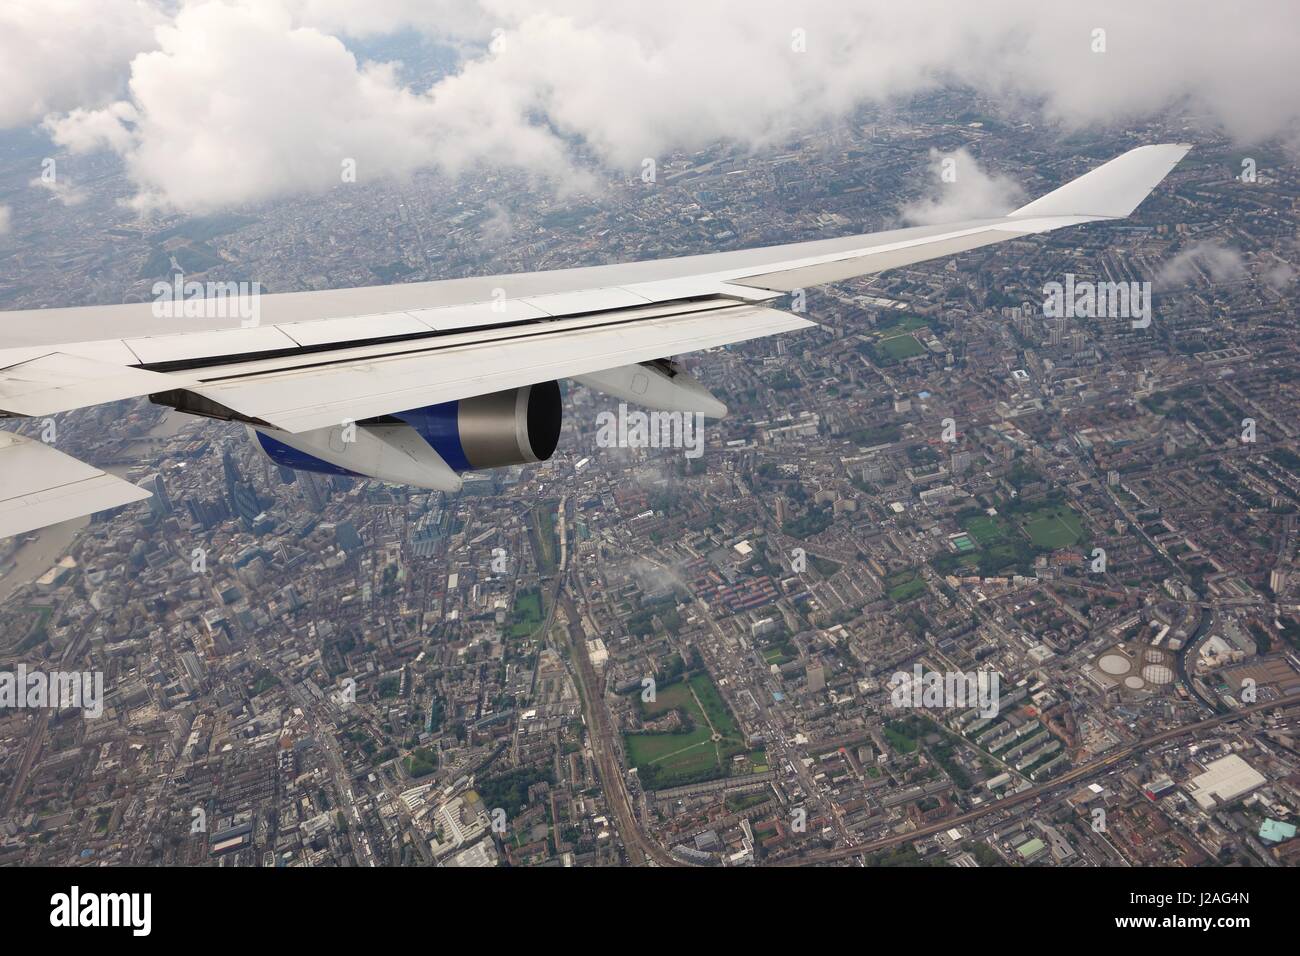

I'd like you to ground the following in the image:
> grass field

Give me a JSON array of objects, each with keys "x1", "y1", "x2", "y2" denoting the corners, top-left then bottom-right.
[
  {"x1": 625, "y1": 673, "x2": 748, "y2": 789},
  {"x1": 624, "y1": 724, "x2": 716, "y2": 773},
  {"x1": 762, "y1": 645, "x2": 792, "y2": 666},
  {"x1": 877, "y1": 314, "x2": 931, "y2": 334},
  {"x1": 507, "y1": 588, "x2": 545, "y2": 639},
  {"x1": 639, "y1": 680, "x2": 696, "y2": 719},
  {"x1": 886, "y1": 570, "x2": 926, "y2": 603},
  {"x1": 963, "y1": 514, "x2": 1012, "y2": 546},
  {"x1": 1020, "y1": 506, "x2": 1085, "y2": 549},
  {"x1": 884, "y1": 722, "x2": 919, "y2": 753},
  {"x1": 690, "y1": 673, "x2": 740, "y2": 738},
  {"x1": 879, "y1": 334, "x2": 926, "y2": 360},
  {"x1": 528, "y1": 500, "x2": 560, "y2": 576}
]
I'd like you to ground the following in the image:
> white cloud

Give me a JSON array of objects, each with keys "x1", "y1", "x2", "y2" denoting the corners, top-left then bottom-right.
[
  {"x1": 1263, "y1": 261, "x2": 1295, "y2": 291},
  {"x1": 48, "y1": 101, "x2": 140, "y2": 155},
  {"x1": 282, "y1": 0, "x2": 492, "y2": 40},
  {"x1": 901, "y1": 148, "x2": 1025, "y2": 225},
  {"x1": 46, "y1": 1, "x2": 584, "y2": 213},
  {"x1": 0, "y1": 205, "x2": 10, "y2": 235},
  {"x1": 1155, "y1": 242, "x2": 1247, "y2": 288},
  {"x1": 28, "y1": 0, "x2": 1300, "y2": 213},
  {"x1": 0, "y1": 0, "x2": 161, "y2": 128},
  {"x1": 30, "y1": 173, "x2": 86, "y2": 207},
  {"x1": 435, "y1": 0, "x2": 1300, "y2": 159},
  {"x1": 477, "y1": 202, "x2": 515, "y2": 247}
]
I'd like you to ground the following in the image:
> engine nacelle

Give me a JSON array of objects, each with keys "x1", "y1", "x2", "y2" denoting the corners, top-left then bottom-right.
[
  {"x1": 393, "y1": 381, "x2": 562, "y2": 471},
  {"x1": 249, "y1": 382, "x2": 563, "y2": 489},
  {"x1": 252, "y1": 421, "x2": 462, "y2": 491}
]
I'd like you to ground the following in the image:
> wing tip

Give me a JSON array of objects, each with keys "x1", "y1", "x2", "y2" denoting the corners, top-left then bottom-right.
[{"x1": 1010, "y1": 142, "x2": 1191, "y2": 220}]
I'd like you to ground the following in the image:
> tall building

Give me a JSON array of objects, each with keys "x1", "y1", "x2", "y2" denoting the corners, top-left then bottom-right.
[
  {"x1": 223, "y1": 447, "x2": 262, "y2": 530},
  {"x1": 186, "y1": 496, "x2": 230, "y2": 530},
  {"x1": 301, "y1": 472, "x2": 329, "y2": 513},
  {"x1": 140, "y1": 473, "x2": 172, "y2": 516}
]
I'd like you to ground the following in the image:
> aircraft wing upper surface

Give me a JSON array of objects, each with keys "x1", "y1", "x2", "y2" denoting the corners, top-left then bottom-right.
[{"x1": 0, "y1": 143, "x2": 1190, "y2": 536}]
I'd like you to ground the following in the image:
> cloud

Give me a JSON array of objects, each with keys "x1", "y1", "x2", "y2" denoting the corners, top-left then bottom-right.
[
  {"x1": 27, "y1": 0, "x2": 1300, "y2": 213},
  {"x1": 282, "y1": 0, "x2": 492, "y2": 40},
  {"x1": 47, "y1": 101, "x2": 139, "y2": 154},
  {"x1": 901, "y1": 148, "x2": 1025, "y2": 225},
  {"x1": 29, "y1": 172, "x2": 86, "y2": 207},
  {"x1": 477, "y1": 202, "x2": 515, "y2": 247},
  {"x1": 1263, "y1": 261, "x2": 1295, "y2": 291},
  {"x1": 0, "y1": 205, "x2": 10, "y2": 235},
  {"x1": 46, "y1": 1, "x2": 585, "y2": 213},
  {"x1": 632, "y1": 557, "x2": 689, "y2": 594},
  {"x1": 0, "y1": 0, "x2": 162, "y2": 128},
  {"x1": 1155, "y1": 242, "x2": 1247, "y2": 288}
]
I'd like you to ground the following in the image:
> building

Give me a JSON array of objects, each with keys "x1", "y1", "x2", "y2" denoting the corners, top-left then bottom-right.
[
  {"x1": 222, "y1": 447, "x2": 262, "y2": 530},
  {"x1": 140, "y1": 473, "x2": 172, "y2": 516},
  {"x1": 1184, "y1": 754, "x2": 1267, "y2": 810}
]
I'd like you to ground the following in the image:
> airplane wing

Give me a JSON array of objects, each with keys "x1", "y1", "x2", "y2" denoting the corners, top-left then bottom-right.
[
  {"x1": 0, "y1": 143, "x2": 1190, "y2": 536},
  {"x1": 0, "y1": 430, "x2": 150, "y2": 536}
]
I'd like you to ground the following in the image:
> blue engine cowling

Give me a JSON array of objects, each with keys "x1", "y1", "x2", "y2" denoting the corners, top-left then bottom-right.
[
  {"x1": 395, "y1": 380, "x2": 562, "y2": 471},
  {"x1": 254, "y1": 381, "x2": 562, "y2": 479}
]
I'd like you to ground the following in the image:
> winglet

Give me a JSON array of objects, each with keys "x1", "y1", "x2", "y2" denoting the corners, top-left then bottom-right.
[{"x1": 1010, "y1": 143, "x2": 1191, "y2": 220}]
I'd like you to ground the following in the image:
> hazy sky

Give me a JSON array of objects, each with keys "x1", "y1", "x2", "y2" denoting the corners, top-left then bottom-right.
[{"x1": 2, "y1": 0, "x2": 1298, "y2": 214}]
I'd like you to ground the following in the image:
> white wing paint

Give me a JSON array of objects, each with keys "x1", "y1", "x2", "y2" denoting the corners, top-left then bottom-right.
[
  {"x1": 0, "y1": 431, "x2": 150, "y2": 538},
  {"x1": 0, "y1": 143, "x2": 1191, "y2": 535}
]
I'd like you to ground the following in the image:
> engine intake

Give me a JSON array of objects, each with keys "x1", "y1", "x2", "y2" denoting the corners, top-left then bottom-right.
[{"x1": 395, "y1": 381, "x2": 562, "y2": 471}]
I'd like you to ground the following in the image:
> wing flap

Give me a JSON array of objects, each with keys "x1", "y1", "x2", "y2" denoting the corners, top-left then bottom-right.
[
  {"x1": 0, "y1": 431, "x2": 149, "y2": 538},
  {"x1": 190, "y1": 304, "x2": 813, "y2": 433}
]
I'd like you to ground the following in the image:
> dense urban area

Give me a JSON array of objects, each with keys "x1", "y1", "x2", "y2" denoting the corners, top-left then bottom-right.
[{"x1": 2, "y1": 89, "x2": 1299, "y2": 868}]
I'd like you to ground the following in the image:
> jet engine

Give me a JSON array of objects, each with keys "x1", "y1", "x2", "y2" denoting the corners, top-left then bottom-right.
[
  {"x1": 250, "y1": 381, "x2": 562, "y2": 489},
  {"x1": 393, "y1": 380, "x2": 562, "y2": 472}
]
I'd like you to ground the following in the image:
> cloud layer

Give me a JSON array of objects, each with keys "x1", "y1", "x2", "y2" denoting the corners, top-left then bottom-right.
[
  {"x1": 0, "y1": 0, "x2": 161, "y2": 129},
  {"x1": 15, "y1": 0, "x2": 1300, "y2": 213}
]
